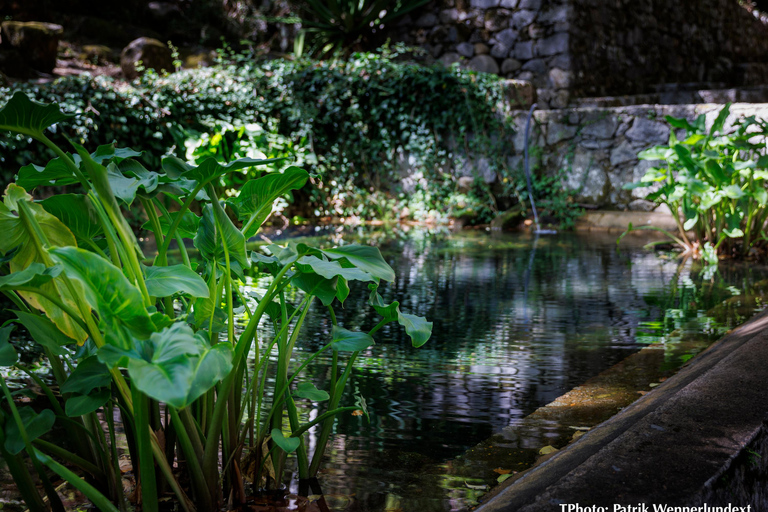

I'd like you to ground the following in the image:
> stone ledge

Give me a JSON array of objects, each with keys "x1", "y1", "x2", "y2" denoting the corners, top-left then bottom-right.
[
  {"x1": 574, "y1": 211, "x2": 679, "y2": 232},
  {"x1": 474, "y1": 309, "x2": 768, "y2": 511}
]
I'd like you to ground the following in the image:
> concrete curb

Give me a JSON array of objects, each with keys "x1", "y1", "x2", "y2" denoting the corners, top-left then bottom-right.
[{"x1": 474, "y1": 309, "x2": 768, "y2": 511}]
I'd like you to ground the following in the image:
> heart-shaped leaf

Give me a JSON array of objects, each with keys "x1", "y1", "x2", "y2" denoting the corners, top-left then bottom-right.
[
  {"x1": 65, "y1": 388, "x2": 111, "y2": 417},
  {"x1": 62, "y1": 356, "x2": 112, "y2": 395},
  {"x1": 14, "y1": 310, "x2": 75, "y2": 355},
  {"x1": 40, "y1": 194, "x2": 104, "y2": 244},
  {"x1": 51, "y1": 247, "x2": 155, "y2": 349},
  {"x1": 270, "y1": 428, "x2": 300, "y2": 453},
  {"x1": 142, "y1": 211, "x2": 201, "y2": 239},
  {"x1": 0, "y1": 325, "x2": 18, "y2": 367},
  {"x1": 368, "y1": 285, "x2": 432, "y2": 348},
  {"x1": 16, "y1": 156, "x2": 81, "y2": 190},
  {"x1": 4, "y1": 407, "x2": 55, "y2": 455},
  {"x1": 296, "y1": 255, "x2": 374, "y2": 282},
  {"x1": 227, "y1": 167, "x2": 309, "y2": 238},
  {"x1": 320, "y1": 245, "x2": 395, "y2": 282},
  {"x1": 143, "y1": 264, "x2": 209, "y2": 298},
  {"x1": 194, "y1": 203, "x2": 250, "y2": 270},
  {"x1": 0, "y1": 91, "x2": 74, "y2": 139},
  {"x1": 295, "y1": 382, "x2": 330, "y2": 402},
  {"x1": 292, "y1": 272, "x2": 338, "y2": 306},
  {"x1": 331, "y1": 326, "x2": 374, "y2": 352}
]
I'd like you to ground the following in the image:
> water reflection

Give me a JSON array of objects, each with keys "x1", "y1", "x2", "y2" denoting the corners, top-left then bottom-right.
[{"x1": 242, "y1": 229, "x2": 768, "y2": 511}]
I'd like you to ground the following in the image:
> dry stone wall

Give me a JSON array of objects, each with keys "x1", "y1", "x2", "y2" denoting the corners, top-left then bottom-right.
[
  {"x1": 514, "y1": 103, "x2": 768, "y2": 209},
  {"x1": 570, "y1": 0, "x2": 768, "y2": 98},
  {"x1": 389, "y1": 0, "x2": 572, "y2": 108}
]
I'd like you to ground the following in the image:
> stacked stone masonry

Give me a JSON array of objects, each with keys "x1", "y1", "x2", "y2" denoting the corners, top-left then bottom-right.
[
  {"x1": 513, "y1": 103, "x2": 768, "y2": 209},
  {"x1": 388, "y1": 0, "x2": 768, "y2": 107}
]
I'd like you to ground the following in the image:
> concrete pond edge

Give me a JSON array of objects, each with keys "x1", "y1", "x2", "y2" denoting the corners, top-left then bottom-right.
[{"x1": 474, "y1": 308, "x2": 768, "y2": 511}]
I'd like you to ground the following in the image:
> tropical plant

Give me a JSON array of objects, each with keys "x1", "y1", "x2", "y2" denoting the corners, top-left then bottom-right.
[
  {"x1": 0, "y1": 92, "x2": 431, "y2": 511},
  {"x1": 290, "y1": 0, "x2": 431, "y2": 58},
  {"x1": 621, "y1": 104, "x2": 768, "y2": 262}
]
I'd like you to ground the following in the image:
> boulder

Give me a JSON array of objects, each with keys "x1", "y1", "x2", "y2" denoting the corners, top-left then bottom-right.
[
  {"x1": 120, "y1": 37, "x2": 173, "y2": 79},
  {"x1": 1, "y1": 21, "x2": 63, "y2": 73},
  {"x1": 468, "y1": 54, "x2": 499, "y2": 74}
]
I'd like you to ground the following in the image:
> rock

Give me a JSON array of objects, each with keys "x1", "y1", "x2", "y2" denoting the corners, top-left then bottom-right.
[
  {"x1": 551, "y1": 90, "x2": 570, "y2": 108},
  {"x1": 491, "y1": 43, "x2": 511, "y2": 58},
  {"x1": 440, "y1": 9, "x2": 459, "y2": 23},
  {"x1": 626, "y1": 118, "x2": 670, "y2": 144},
  {"x1": 581, "y1": 116, "x2": 619, "y2": 139},
  {"x1": 456, "y1": 42, "x2": 474, "y2": 57},
  {"x1": 439, "y1": 52, "x2": 462, "y2": 66},
  {"x1": 474, "y1": 43, "x2": 490, "y2": 55},
  {"x1": 500, "y1": 0, "x2": 519, "y2": 7},
  {"x1": 610, "y1": 140, "x2": 637, "y2": 166},
  {"x1": 535, "y1": 32, "x2": 568, "y2": 56},
  {"x1": 81, "y1": 45, "x2": 116, "y2": 65},
  {"x1": 477, "y1": 157, "x2": 497, "y2": 183},
  {"x1": 416, "y1": 13, "x2": 438, "y2": 27},
  {"x1": 470, "y1": 0, "x2": 501, "y2": 7},
  {"x1": 120, "y1": 37, "x2": 174, "y2": 79},
  {"x1": 539, "y1": 5, "x2": 570, "y2": 23},
  {"x1": 468, "y1": 54, "x2": 499, "y2": 74},
  {"x1": 522, "y1": 58, "x2": 546, "y2": 74},
  {"x1": 528, "y1": 24, "x2": 546, "y2": 39},
  {"x1": 546, "y1": 123, "x2": 578, "y2": 145},
  {"x1": 549, "y1": 68, "x2": 571, "y2": 89},
  {"x1": 513, "y1": 40, "x2": 534, "y2": 60},
  {"x1": 182, "y1": 49, "x2": 216, "y2": 69},
  {"x1": 1, "y1": 21, "x2": 63, "y2": 73},
  {"x1": 491, "y1": 204, "x2": 525, "y2": 230},
  {"x1": 565, "y1": 148, "x2": 608, "y2": 204},
  {"x1": 501, "y1": 58, "x2": 522, "y2": 74},
  {"x1": 496, "y1": 28, "x2": 518, "y2": 46},
  {"x1": 518, "y1": 0, "x2": 542, "y2": 9},
  {"x1": 512, "y1": 10, "x2": 537, "y2": 30},
  {"x1": 628, "y1": 199, "x2": 656, "y2": 212},
  {"x1": 502, "y1": 79, "x2": 536, "y2": 108},
  {"x1": 457, "y1": 176, "x2": 475, "y2": 192}
]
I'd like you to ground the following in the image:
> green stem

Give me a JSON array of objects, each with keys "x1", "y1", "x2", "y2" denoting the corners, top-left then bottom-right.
[
  {"x1": 170, "y1": 408, "x2": 213, "y2": 510},
  {"x1": 37, "y1": 451, "x2": 121, "y2": 512},
  {"x1": 32, "y1": 439, "x2": 104, "y2": 479},
  {"x1": 132, "y1": 383, "x2": 158, "y2": 512}
]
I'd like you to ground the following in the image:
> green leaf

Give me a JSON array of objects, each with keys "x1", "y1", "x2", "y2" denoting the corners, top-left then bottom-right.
[
  {"x1": 664, "y1": 116, "x2": 696, "y2": 133},
  {"x1": 294, "y1": 382, "x2": 330, "y2": 401},
  {"x1": 4, "y1": 407, "x2": 55, "y2": 455},
  {"x1": 336, "y1": 276, "x2": 350, "y2": 305},
  {"x1": 181, "y1": 156, "x2": 281, "y2": 185},
  {"x1": 50, "y1": 247, "x2": 155, "y2": 349},
  {"x1": 723, "y1": 184, "x2": 745, "y2": 199},
  {"x1": 710, "y1": 103, "x2": 731, "y2": 135},
  {"x1": 14, "y1": 311, "x2": 75, "y2": 355},
  {"x1": 637, "y1": 146, "x2": 670, "y2": 161},
  {"x1": 331, "y1": 326, "x2": 374, "y2": 352},
  {"x1": 65, "y1": 388, "x2": 111, "y2": 417},
  {"x1": 292, "y1": 272, "x2": 338, "y2": 306},
  {"x1": 61, "y1": 356, "x2": 111, "y2": 395},
  {"x1": 296, "y1": 255, "x2": 374, "y2": 282},
  {"x1": 90, "y1": 143, "x2": 142, "y2": 164},
  {"x1": 194, "y1": 203, "x2": 250, "y2": 270},
  {"x1": 228, "y1": 167, "x2": 309, "y2": 238},
  {"x1": 143, "y1": 264, "x2": 209, "y2": 298},
  {"x1": 16, "y1": 156, "x2": 81, "y2": 190},
  {"x1": 683, "y1": 216, "x2": 698, "y2": 231},
  {"x1": 704, "y1": 161, "x2": 727, "y2": 185},
  {"x1": 397, "y1": 312, "x2": 432, "y2": 348},
  {"x1": 40, "y1": 194, "x2": 104, "y2": 244},
  {"x1": 0, "y1": 263, "x2": 61, "y2": 291},
  {"x1": 320, "y1": 245, "x2": 395, "y2": 282},
  {"x1": 0, "y1": 91, "x2": 74, "y2": 139},
  {"x1": 122, "y1": 322, "x2": 233, "y2": 409},
  {"x1": 270, "y1": 428, "x2": 300, "y2": 453},
  {"x1": 0, "y1": 325, "x2": 18, "y2": 366}
]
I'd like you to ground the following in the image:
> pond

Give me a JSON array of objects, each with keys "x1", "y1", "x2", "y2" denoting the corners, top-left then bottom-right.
[{"x1": 243, "y1": 228, "x2": 768, "y2": 512}]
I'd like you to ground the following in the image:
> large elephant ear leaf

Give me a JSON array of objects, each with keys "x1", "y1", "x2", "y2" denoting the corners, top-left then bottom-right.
[
  {"x1": 227, "y1": 166, "x2": 309, "y2": 238},
  {"x1": 126, "y1": 323, "x2": 233, "y2": 409},
  {"x1": 368, "y1": 284, "x2": 432, "y2": 348},
  {"x1": 4, "y1": 407, "x2": 55, "y2": 455},
  {"x1": 194, "y1": 203, "x2": 250, "y2": 270},
  {"x1": 0, "y1": 186, "x2": 87, "y2": 343},
  {"x1": 50, "y1": 246, "x2": 155, "y2": 349},
  {"x1": 321, "y1": 245, "x2": 395, "y2": 282},
  {"x1": 270, "y1": 428, "x2": 300, "y2": 453},
  {"x1": 143, "y1": 264, "x2": 209, "y2": 298},
  {"x1": 181, "y1": 156, "x2": 282, "y2": 187},
  {"x1": 0, "y1": 325, "x2": 18, "y2": 367},
  {"x1": 40, "y1": 194, "x2": 104, "y2": 245},
  {"x1": 0, "y1": 91, "x2": 74, "y2": 139}
]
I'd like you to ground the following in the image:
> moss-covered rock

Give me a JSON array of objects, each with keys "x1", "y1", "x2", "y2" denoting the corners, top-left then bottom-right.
[
  {"x1": 0, "y1": 21, "x2": 63, "y2": 73},
  {"x1": 120, "y1": 37, "x2": 173, "y2": 79}
]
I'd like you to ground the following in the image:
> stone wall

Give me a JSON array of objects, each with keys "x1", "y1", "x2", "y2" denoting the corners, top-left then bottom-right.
[
  {"x1": 570, "y1": 0, "x2": 768, "y2": 98},
  {"x1": 513, "y1": 103, "x2": 768, "y2": 210},
  {"x1": 387, "y1": 0, "x2": 572, "y2": 108}
]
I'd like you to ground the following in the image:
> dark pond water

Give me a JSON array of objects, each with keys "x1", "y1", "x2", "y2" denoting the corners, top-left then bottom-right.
[{"x1": 241, "y1": 228, "x2": 768, "y2": 512}]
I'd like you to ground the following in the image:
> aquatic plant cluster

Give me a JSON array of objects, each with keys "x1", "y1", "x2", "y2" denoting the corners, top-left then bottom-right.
[
  {"x1": 0, "y1": 92, "x2": 431, "y2": 511},
  {"x1": 624, "y1": 104, "x2": 768, "y2": 262}
]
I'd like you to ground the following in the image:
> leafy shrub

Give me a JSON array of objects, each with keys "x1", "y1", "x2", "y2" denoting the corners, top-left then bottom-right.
[
  {"x1": 0, "y1": 92, "x2": 431, "y2": 511},
  {"x1": 624, "y1": 104, "x2": 768, "y2": 261}
]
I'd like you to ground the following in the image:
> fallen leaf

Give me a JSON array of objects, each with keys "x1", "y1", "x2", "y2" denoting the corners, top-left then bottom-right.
[
  {"x1": 497, "y1": 474, "x2": 514, "y2": 483},
  {"x1": 538, "y1": 445, "x2": 558, "y2": 455},
  {"x1": 464, "y1": 481, "x2": 489, "y2": 491},
  {"x1": 351, "y1": 410, "x2": 364, "y2": 416},
  {"x1": 493, "y1": 468, "x2": 511, "y2": 475}
]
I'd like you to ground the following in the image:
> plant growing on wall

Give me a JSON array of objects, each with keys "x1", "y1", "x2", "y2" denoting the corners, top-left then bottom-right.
[
  {"x1": 0, "y1": 92, "x2": 431, "y2": 511},
  {"x1": 622, "y1": 104, "x2": 768, "y2": 262}
]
